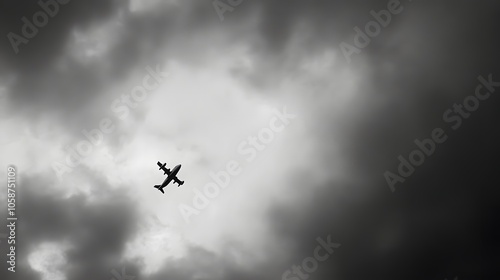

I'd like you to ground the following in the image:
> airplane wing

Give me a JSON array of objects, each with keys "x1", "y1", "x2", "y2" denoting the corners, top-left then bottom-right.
[
  {"x1": 157, "y1": 161, "x2": 170, "y2": 175},
  {"x1": 173, "y1": 176, "x2": 184, "y2": 186}
]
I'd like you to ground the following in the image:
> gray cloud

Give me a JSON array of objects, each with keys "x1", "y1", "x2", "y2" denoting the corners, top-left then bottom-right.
[{"x1": 1, "y1": 0, "x2": 499, "y2": 280}]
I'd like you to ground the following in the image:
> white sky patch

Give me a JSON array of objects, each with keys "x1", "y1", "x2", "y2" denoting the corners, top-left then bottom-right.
[
  {"x1": 124, "y1": 214, "x2": 187, "y2": 274},
  {"x1": 28, "y1": 242, "x2": 69, "y2": 280},
  {"x1": 0, "y1": 114, "x2": 70, "y2": 180},
  {"x1": 69, "y1": 49, "x2": 304, "y2": 269},
  {"x1": 138, "y1": 51, "x2": 353, "y2": 268}
]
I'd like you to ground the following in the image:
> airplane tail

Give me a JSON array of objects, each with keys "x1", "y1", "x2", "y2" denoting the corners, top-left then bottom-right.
[
  {"x1": 178, "y1": 181, "x2": 184, "y2": 187},
  {"x1": 158, "y1": 162, "x2": 166, "y2": 170},
  {"x1": 154, "y1": 185, "x2": 165, "y2": 194}
]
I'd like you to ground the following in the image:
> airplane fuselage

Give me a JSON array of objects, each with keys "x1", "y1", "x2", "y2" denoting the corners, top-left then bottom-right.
[{"x1": 161, "y1": 164, "x2": 181, "y2": 188}]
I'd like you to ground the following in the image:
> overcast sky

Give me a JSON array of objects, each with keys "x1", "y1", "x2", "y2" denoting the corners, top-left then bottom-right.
[{"x1": 0, "y1": 0, "x2": 499, "y2": 280}]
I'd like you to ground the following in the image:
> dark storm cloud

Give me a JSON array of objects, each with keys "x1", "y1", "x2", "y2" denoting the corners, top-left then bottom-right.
[
  {"x1": 223, "y1": 0, "x2": 403, "y2": 90},
  {"x1": 0, "y1": 170, "x2": 279, "y2": 280},
  {"x1": 0, "y1": 167, "x2": 140, "y2": 280},
  {"x1": 0, "y1": 0, "x2": 394, "y2": 120},
  {"x1": 0, "y1": 0, "x2": 117, "y2": 69},
  {"x1": 0, "y1": 0, "x2": 123, "y2": 128},
  {"x1": 0, "y1": 0, "x2": 184, "y2": 129},
  {"x1": 0, "y1": 0, "x2": 242, "y2": 139},
  {"x1": 3, "y1": 1, "x2": 500, "y2": 280},
  {"x1": 0, "y1": 0, "x2": 118, "y2": 89},
  {"x1": 263, "y1": 1, "x2": 500, "y2": 280}
]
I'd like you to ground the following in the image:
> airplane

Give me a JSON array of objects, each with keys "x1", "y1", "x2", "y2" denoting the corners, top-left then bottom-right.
[{"x1": 154, "y1": 161, "x2": 184, "y2": 194}]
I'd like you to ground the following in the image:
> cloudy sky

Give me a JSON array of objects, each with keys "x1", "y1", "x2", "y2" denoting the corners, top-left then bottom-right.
[{"x1": 0, "y1": 0, "x2": 499, "y2": 279}]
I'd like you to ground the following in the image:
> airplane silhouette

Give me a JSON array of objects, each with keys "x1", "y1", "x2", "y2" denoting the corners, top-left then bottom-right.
[{"x1": 154, "y1": 161, "x2": 184, "y2": 194}]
